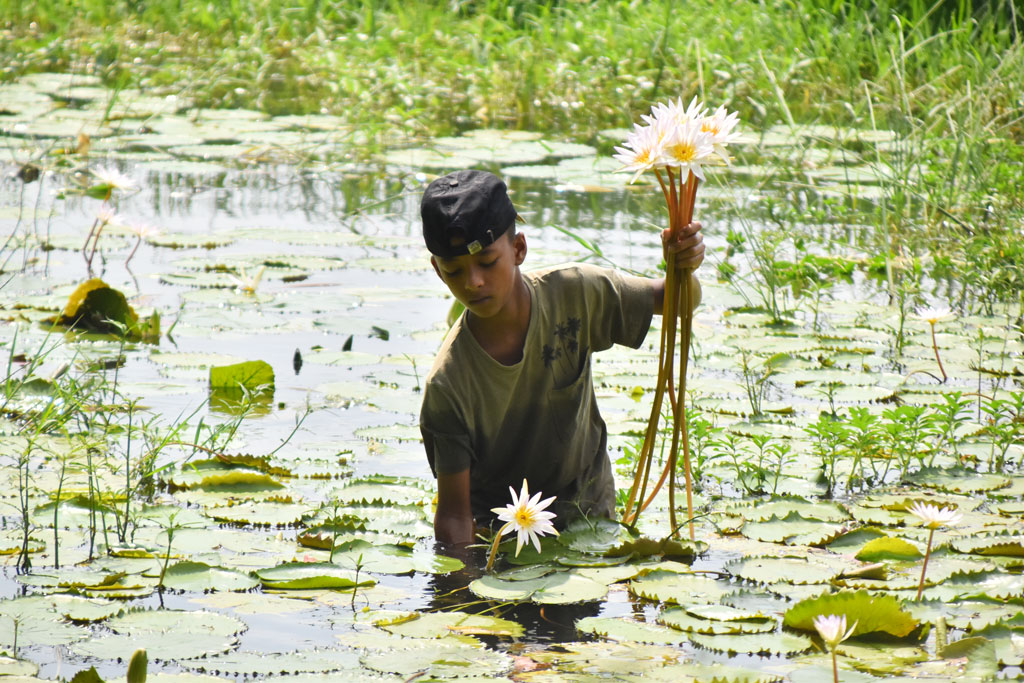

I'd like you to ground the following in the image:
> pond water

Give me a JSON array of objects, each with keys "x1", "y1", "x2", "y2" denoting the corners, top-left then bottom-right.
[{"x1": 1, "y1": 74, "x2": 1023, "y2": 682}]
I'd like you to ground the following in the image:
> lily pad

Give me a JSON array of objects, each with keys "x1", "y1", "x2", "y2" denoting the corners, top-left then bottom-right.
[
  {"x1": 159, "y1": 561, "x2": 260, "y2": 592},
  {"x1": 72, "y1": 609, "x2": 245, "y2": 661},
  {"x1": 255, "y1": 562, "x2": 375, "y2": 590},
  {"x1": 576, "y1": 616, "x2": 688, "y2": 645},
  {"x1": 783, "y1": 590, "x2": 919, "y2": 638},
  {"x1": 689, "y1": 630, "x2": 813, "y2": 655}
]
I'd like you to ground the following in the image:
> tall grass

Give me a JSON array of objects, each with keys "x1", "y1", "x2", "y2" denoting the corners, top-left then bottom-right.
[{"x1": 1, "y1": 0, "x2": 1019, "y2": 139}]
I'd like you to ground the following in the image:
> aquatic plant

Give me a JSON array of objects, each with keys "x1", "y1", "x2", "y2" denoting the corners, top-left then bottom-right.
[
  {"x1": 813, "y1": 613, "x2": 856, "y2": 683},
  {"x1": 485, "y1": 479, "x2": 558, "y2": 571},
  {"x1": 906, "y1": 501, "x2": 963, "y2": 600},
  {"x1": 616, "y1": 96, "x2": 739, "y2": 540},
  {"x1": 916, "y1": 305, "x2": 953, "y2": 382}
]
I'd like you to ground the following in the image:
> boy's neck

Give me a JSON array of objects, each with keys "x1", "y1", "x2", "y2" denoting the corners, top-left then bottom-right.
[{"x1": 466, "y1": 270, "x2": 531, "y2": 366}]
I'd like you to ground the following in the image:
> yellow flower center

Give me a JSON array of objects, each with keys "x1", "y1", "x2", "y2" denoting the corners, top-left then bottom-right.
[
  {"x1": 515, "y1": 509, "x2": 533, "y2": 527},
  {"x1": 701, "y1": 121, "x2": 720, "y2": 135},
  {"x1": 668, "y1": 141, "x2": 696, "y2": 162}
]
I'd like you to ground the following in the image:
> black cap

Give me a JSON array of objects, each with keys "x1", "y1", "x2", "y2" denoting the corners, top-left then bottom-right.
[{"x1": 421, "y1": 170, "x2": 518, "y2": 258}]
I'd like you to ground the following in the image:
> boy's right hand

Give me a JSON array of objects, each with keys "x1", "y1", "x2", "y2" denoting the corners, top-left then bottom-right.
[{"x1": 662, "y1": 221, "x2": 705, "y2": 271}]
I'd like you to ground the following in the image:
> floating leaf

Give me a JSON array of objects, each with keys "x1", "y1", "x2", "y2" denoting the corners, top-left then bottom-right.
[
  {"x1": 658, "y1": 608, "x2": 774, "y2": 635},
  {"x1": 576, "y1": 616, "x2": 688, "y2": 645},
  {"x1": 940, "y1": 635, "x2": 998, "y2": 679},
  {"x1": 952, "y1": 532, "x2": 1024, "y2": 556},
  {"x1": 376, "y1": 611, "x2": 523, "y2": 639},
  {"x1": 209, "y1": 360, "x2": 275, "y2": 392},
  {"x1": 160, "y1": 561, "x2": 260, "y2": 592},
  {"x1": 905, "y1": 467, "x2": 1010, "y2": 493},
  {"x1": 855, "y1": 536, "x2": 922, "y2": 562},
  {"x1": 205, "y1": 501, "x2": 315, "y2": 527},
  {"x1": 741, "y1": 512, "x2": 843, "y2": 546},
  {"x1": 968, "y1": 624, "x2": 1024, "y2": 667},
  {"x1": 629, "y1": 570, "x2": 732, "y2": 605},
  {"x1": 726, "y1": 556, "x2": 843, "y2": 585},
  {"x1": 73, "y1": 609, "x2": 245, "y2": 661},
  {"x1": 195, "y1": 471, "x2": 284, "y2": 492},
  {"x1": 468, "y1": 571, "x2": 607, "y2": 604},
  {"x1": 784, "y1": 590, "x2": 919, "y2": 638},
  {"x1": 360, "y1": 639, "x2": 511, "y2": 678},
  {"x1": 689, "y1": 631, "x2": 813, "y2": 655},
  {"x1": 255, "y1": 562, "x2": 375, "y2": 590},
  {"x1": 185, "y1": 648, "x2": 362, "y2": 676}
]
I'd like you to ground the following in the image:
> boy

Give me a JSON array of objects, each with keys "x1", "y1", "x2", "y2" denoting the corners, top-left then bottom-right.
[{"x1": 419, "y1": 170, "x2": 704, "y2": 545}]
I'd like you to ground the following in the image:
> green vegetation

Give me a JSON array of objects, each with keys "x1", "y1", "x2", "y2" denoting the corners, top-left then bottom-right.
[
  {"x1": 0, "y1": 1, "x2": 1018, "y2": 138},
  {"x1": 1, "y1": 0, "x2": 1024, "y2": 679}
]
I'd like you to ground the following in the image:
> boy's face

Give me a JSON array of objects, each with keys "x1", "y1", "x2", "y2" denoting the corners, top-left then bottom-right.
[{"x1": 431, "y1": 230, "x2": 527, "y2": 319}]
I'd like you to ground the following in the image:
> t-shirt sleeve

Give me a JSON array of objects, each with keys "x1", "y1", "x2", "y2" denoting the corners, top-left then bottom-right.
[
  {"x1": 419, "y1": 381, "x2": 474, "y2": 476},
  {"x1": 581, "y1": 265, "x2": 656, "y2": 352}
]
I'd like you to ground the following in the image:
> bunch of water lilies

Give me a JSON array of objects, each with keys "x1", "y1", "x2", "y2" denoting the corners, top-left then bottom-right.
[{"x1": 613, "y1": 97, "x2": 740, "y2": 539}]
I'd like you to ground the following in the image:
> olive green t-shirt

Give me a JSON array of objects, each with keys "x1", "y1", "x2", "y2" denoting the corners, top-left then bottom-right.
[{"x1": 420, "y1": 263, "x2": 655, "y2": 524}]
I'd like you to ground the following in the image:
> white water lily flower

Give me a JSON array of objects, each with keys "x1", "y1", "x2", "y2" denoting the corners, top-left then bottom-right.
[
  {"x1": 92, "y1": 165, "x2": 137, "y2": 193},
  {"x1": 230, "y1": 265, "x2": 266, "y2": 294},
  {"x1": 491, "y1": 479, "x2": 558, "y2": 556},
  {"x1": 906, "y1": 501, "x2": 963, "y2": 529},
  {"x1": 127, "y1": 221, "x2": 160, "y2": 239},
  {"x1": 658, "y1": 118, "x2": 715, "y2": 181},
  {"x1": 613, "y1": 123, "x2": 666, "y2": 183},
  {"x1": 813, "y1": 614, "x2": 857, "y2": 649},
  {"x1": 95, "y1": 207, "x2": 124, "y2": 226},
  {"x1": 915, "y1": 306, "x2": 954, "y2": 325},
  {"x1": 643, "y1": 95, "x2": 706, "y2": 130},
  {"x1": 700, "y1": 104, "x2": 741, "y2": 163}
]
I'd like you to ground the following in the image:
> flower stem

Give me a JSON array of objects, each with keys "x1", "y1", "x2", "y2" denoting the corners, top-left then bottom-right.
[
  {"x1": 929, "y1": 322, "x2": 947, "y2": 382},
  {"x1": 485, "y1": 522, "x2": 513, "y2": 572},
  {"x1": 831, "y1": 648, "x2": 839, "y2": 683},
  {"x1": 622, "y1": 255, "x2": 677, "y2": 525},
  {"x1": 916, "y1": 527, "x2": 935, "y2": 600}
]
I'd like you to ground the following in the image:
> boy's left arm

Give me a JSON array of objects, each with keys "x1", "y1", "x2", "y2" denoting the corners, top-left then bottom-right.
[{"x1": 652, "y1": 221, "x2": 704, "y2": 314}]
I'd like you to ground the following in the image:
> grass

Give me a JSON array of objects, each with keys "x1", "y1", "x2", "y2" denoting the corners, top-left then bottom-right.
[{"x1": 0, "y1": 1, "x2": 1019, "y2": 138}]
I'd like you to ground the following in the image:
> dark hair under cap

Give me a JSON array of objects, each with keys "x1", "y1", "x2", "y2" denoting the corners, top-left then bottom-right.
[{"x1": 421, "y1": 170, "x2": 518, "y2": 258}]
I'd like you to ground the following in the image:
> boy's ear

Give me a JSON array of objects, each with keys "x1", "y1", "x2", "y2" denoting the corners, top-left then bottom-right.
[
  {"x1": 512, "y1": 232, "x2": 527, "y2": 266},
  {"x1": 430, "y1": 256, "x2": 444, "y2": 281}
]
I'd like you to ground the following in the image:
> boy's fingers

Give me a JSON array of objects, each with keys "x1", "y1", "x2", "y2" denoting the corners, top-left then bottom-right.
[{"x1": 666, "y1": 232, "x2": 703, "y2": 253}]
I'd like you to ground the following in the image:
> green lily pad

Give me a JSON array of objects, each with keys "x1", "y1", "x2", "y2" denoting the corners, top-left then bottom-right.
[
  {"x1": 255, "y1": 562, "x2": 376, "y2": 590},
  {"x1": 209, "y1": 360, "x2": 275, "y2": 392},
  {"x1": 784, "y1": 590, "x2": 919, "y2": 638},
  {"x1": 576, "y1": 616, "x2": 689, "y2": 645},
  {"x1": 159, "y1": 561, "x2": 260, "y2": 592},
  {"x1": 184, "y1": 648, "x2": 361, "y2": 676},
  {"x1": 629, "y1": 570, "x2": 732, "y2": 604},
  {"x1": 905, "y1": 467, "x2": 1010, "y2": 493},
  {"x1": 689, "y1": 630, "x2": 813, "y2": 655},
  {"x1": 855, "y1": 536, "x2": 922, "y2": 562},
  {"x1": 658, "y1": 608, "x2": 774, "y2": 635},
  {"x1": 360, "y1": 639, "x2": 511, "y2": 678},
  {"x1": 375, "y1": 611, "x2": 523, "y2": 639},
  {"x1": 726, "y1": 556, "x2": 844, "y2": 585},
  {"x1": 72, "y1": 609, "x2": 245, "y2": 661},
  {"x1": 468, "y1": 570, "x2": 607, "y2": 604}
]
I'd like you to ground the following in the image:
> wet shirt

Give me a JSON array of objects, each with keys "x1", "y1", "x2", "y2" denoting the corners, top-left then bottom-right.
[{"x1": 420, "y1": 263, "x2": 655, "y2": 523}]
